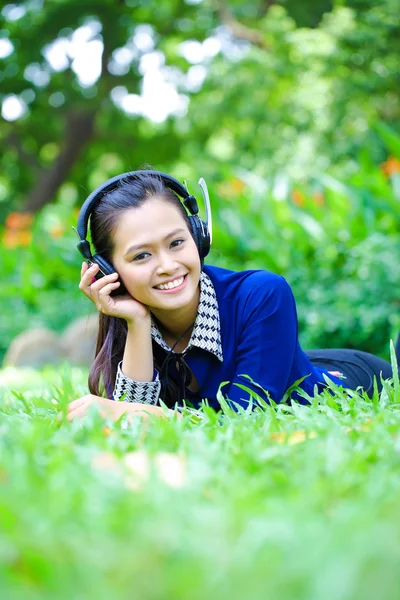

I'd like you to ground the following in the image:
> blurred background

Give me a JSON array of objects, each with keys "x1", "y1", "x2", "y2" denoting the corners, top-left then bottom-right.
[{"x1": 0, "y1": 0, "x2": 399, "y2": 368}]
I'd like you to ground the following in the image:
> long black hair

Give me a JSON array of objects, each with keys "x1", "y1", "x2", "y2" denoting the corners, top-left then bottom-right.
[{"x1": 87, "y1": 172, "x2": 196, "y2": 403}]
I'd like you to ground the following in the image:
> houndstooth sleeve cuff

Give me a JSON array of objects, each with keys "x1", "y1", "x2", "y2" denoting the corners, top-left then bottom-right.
[{"x1": 112, "y1": 361, "x2": 161, "y2": 405}]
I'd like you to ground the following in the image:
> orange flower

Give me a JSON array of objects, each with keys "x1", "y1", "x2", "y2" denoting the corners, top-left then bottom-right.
[
  {"x1": 19, "y1": 231, "x2": 32, "y2": 246},
  {"x1": 312, "y1": 191, "x2": 325, "y2": 207},
  {"x1": 217, "y1": 178, "x2": 246, "y2": 200},
  {"x1": 291, "y1": 189, "x2": 305, "y2": 207},
  {"x1": 3, "y1": 229, "x2": 32, "y2": 248},
  {"x1": 381, "y1": 156, "x2": 400, "y2": 178},
  {"x1": 5, "y1": 212, "x2": 33, "y2": 231},
  {"x1": 231, "y1": 178, "x2": 245, "y2": 194},
  {"x1": 50, "y1": 224, "x2": 64, "y2": 239}
]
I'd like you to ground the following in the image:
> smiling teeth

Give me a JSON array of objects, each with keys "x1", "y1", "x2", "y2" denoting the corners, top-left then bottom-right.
[{"x1": 155, "y1": 276, "x2": 184, "y2": 290}]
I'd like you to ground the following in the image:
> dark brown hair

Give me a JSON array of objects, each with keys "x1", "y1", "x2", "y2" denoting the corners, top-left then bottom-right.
[{"x1": 87, "y1": 172, "x2": 195, "y2": 402}]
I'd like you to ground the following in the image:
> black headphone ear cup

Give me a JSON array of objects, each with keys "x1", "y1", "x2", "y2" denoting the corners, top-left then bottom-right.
[
  {"x1": 188, "y1": 216, "x2": 203, "y2": 258},
  {"x1": 189, "y1": 216, "x2": 210, "y2": 260},
  {"x1": 91, "y1": 254, "x2": 115, "y2": 276},
  {"x1": 200, "y1": 221, "x2": 210, "y2": 258}
]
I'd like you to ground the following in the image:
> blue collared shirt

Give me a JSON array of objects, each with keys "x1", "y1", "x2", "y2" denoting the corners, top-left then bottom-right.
[{"x1": 113, "y1": 264, "x2": 349, "y2": 409}]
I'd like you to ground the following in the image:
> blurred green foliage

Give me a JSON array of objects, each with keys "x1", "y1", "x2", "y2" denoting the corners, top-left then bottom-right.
[
  {"x1": 0, "y1": 203, "x2": 92, "y2": 362},
  {"x1": 0, "y1": 0, "x2": 399, "y2": 215}
]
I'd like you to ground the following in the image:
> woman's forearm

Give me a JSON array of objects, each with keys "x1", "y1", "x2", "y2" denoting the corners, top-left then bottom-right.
[{"x1": 122, "y1": 319, "x2": 154, "y2": 381}]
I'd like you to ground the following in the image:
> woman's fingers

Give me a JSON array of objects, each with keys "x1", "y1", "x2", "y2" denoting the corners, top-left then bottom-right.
[
  {"x1": 78, "y1": 262, "x2": 149, "y2": 323},
  {"x1": 91, "y1": 273, "x2": 119, "y2": 311},
  {"x1": 67, "y1": 396, "x2": 87, "y2": 412},
  {"x1": 65, "y1": 397, "x2": 169, "y2": 423},
  {"x1": 81, "y1": 261, "x2": 88, "y2": 277},
  {"x1": 67, "y1": 394, "x2": 96, "y2": 421},
  {"x1": 90, "y1": 271, "x2": 118, "y2": 292},
  {"x1": 81, "y1": 261, "x2": 94, "y2": 277},
  {"x1": 79, "y1": 264, "x2": 119, "y2": 306},
  {"x1": 79, "y1": 263, "x2": 99, "y2": 295},
  {"x1": 67, "y1": 397, "x2": 117, "y2": 422},
  {"x1": 98, "y1": 281, "x2": 120, "y2": 298},
  {"x1": 67, "y1": 404, "x2": 89, "y2": 421},
  {"x1": 85, "y1": 264, "x2": 100, "y2": 285}
]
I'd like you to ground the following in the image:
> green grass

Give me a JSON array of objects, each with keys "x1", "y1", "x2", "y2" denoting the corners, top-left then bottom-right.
[{"x1": 1, "y1": 350, "x2": 400, "y2": 600}]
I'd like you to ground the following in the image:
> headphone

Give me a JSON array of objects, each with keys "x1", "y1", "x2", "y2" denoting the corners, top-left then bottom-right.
[{"x1": 74, "y1": 170, "x2": 213, "y2": 281}]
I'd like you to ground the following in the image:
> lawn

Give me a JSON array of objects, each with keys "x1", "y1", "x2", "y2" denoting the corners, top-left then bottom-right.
[{"x1": 0, "y1": 353, "x2": 400, "y2": 600}]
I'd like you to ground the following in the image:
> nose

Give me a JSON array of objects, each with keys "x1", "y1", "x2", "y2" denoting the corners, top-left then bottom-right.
[{"x1": 155, "y1": 250, "x2": 179, "y2": 275}]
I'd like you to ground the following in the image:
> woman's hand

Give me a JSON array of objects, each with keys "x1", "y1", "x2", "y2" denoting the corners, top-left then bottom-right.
[
  {"x1": 66, "y1": 394, "x2": 173, "y2": 422},
  {"x1": 79, "y1": 262, "x2": 150, "y2": 324}
]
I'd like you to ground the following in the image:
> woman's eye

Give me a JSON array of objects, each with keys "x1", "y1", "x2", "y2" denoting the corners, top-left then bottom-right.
[
  {"x1": 133, "y1": 252, "x2": 150, "y2": 262},
  {"x1": 171, "y1": 239, "x2": 184, "y2": 248}
]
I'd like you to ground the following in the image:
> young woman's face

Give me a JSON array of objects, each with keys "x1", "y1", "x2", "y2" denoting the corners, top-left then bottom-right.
[{"x1": 111, "y1": 197, "x2": 201, "y2": 313}]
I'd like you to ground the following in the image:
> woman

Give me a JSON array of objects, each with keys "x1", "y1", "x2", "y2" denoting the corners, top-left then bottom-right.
[{"x1": 67, "y1": 170, "x2": 398, "y2": 421}]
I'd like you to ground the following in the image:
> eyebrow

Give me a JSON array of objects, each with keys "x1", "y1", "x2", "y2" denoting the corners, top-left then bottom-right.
[{"x1": 123, "y1": 228, "x2": 187, "y2": 258}]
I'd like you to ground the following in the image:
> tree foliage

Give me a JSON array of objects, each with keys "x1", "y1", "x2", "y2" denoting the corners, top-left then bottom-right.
[{"x1": 0, "y1": 0, "x2": 398, "y2": 218}]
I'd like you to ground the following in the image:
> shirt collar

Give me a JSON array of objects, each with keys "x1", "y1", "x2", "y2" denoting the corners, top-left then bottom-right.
[{"x1": 151, "y1": 271, "x2": 223, "y2": 362}]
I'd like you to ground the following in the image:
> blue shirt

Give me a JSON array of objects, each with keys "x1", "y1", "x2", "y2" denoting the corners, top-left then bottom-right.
[{"x1": 113, "y1": 264, "x2": 349, "y2": 410}]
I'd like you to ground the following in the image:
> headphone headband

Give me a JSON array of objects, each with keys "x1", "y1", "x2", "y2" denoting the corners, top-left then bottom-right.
[{"x1": 76, "y1": 170, "x2": 199, "y2": 241}]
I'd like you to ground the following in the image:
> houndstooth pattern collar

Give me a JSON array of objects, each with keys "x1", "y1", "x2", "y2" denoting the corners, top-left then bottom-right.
[{"x1": 151, "y1": 271, "x2": 223, "y2": 362}]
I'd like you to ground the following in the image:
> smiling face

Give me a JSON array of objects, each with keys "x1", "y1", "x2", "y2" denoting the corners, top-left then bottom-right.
[{"x1": 111, "y1": 196, "x2": 201, "y2": 322}]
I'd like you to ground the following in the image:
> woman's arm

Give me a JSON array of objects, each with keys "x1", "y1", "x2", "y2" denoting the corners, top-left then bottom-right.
[
  {"x1": 78, "y1": 261, "x2": 160, "y2": 404},
  {"x1": 122, "y1": 319, "x2": 154, "y2": 381},
  {"x1": 113, "y1": 319, "x2": 162, "y2": 404}
]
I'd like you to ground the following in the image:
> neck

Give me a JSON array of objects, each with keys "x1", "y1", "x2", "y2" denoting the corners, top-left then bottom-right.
[{"x1": 151, "y1": 285, "x2": 200, "y2": 341}]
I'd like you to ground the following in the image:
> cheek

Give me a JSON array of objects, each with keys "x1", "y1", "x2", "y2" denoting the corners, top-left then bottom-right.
[
  {"x1": 186, "y1": 250, "x2": 201, "y2": 278},
  {"x1": 116, "y1": 265, "x2": 146, "y2": 294},
  {"x1": 188, "y1": 240, "x2": 201, "y2": 265}
]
